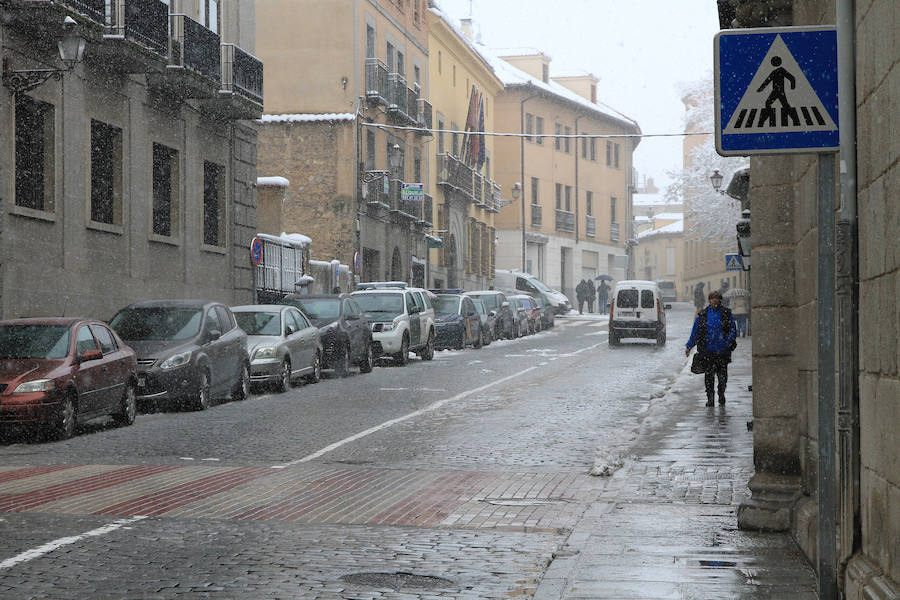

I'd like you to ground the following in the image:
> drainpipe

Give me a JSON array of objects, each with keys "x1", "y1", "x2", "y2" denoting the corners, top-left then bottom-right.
[
  {"x1": 519, "y1": 89, "x2": 539, "y2": 272},
  {"x1": 835, "y1": 0, "x2": 860, "y2": 591},
  {"x1": 574, "y1": 114, "x2": 584, "y2": 244}
]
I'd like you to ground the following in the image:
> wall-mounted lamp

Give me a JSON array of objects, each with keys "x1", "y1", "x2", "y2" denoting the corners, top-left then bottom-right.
[
  {"x1": 3, "y1": 16, "x2": 86, "y2": 95},
  {"x1": 709, "y1": 169, "x2": 726, "y2": 195},
  {"x1": 736, "y1": 208, "x2": 751, "y2": 270}
]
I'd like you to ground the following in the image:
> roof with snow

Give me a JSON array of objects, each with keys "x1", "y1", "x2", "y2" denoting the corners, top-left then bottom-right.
[
  {"x1": 637, "y1": 218, "x2": 684, "y2": 239},
  {"x1": 633, "y1": 193, "x2": 671, "y2": 206},
  {"x1": 652, "y1": 212, "x2": 684, "y2": 221},
  {"x1": 259, "y1": 113, "x2": 355, "y2": 124},
  {"x1": 257, "y1": 176, "x2": 290, "y2": 188}
]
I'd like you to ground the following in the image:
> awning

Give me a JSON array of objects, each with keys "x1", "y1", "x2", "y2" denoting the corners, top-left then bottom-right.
[{"x1": 425, "y1": 234, "x2": 444, "y2": 248}]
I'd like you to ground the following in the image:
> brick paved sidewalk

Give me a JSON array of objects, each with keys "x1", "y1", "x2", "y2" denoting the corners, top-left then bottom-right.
[{"x1": 535, "y1": 340, "x2": 820, "y2": 599}]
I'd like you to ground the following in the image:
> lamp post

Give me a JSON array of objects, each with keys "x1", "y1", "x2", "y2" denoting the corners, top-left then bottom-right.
[
  {"x1": 388, "y1": 143, "x2": 403, "y2": 176},
  {"x1": 736, "y1": 208, "x2": 751, "y2": 270},
  {"x1": 3, "y1": 16, "x2": 86, "y2": 94},
  {"x1": 709, "y1": 169, "x2": 726, "y2": 195},
  {"x1": 512, "y1": 181, "x2": 523, "y2": 271}
]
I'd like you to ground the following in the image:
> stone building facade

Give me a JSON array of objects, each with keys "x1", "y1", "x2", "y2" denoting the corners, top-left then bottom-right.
[
  {"x1": 730, "y1": 0, "x2": 899, "y2": 597},
  {"x1": 0, "y1": 0, "x2": 262, "y2": 319}
]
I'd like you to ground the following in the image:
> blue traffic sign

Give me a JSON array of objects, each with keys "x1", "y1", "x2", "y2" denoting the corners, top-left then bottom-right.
[
  {"x1": 715, "y1": 26, "x2": 838, "y2": 156},
  {"x1": 725, "y1": 254, "x2": 744, "y2": 271}
]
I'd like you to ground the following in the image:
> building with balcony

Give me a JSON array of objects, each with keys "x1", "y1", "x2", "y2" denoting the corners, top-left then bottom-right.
[
  {"x1": 254, "y1": 0, "x2": 432, "y2": 286},
  {"x1": 482, "y1": 49, "x2": 641, "y2": 303},
  {"x1": 0, "y1": 0, "x2": 264, "y2": 318},
  {"x1": 426, "y1": 9, "x2": 502, "y2": 291}
]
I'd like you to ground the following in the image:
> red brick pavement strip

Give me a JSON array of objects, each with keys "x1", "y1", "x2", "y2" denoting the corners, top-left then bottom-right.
[
  {"x1": 0, "y1": 465, "x2": 80, "y2": 484},
  {"x1": 0, "y1": 465, "x2": 180, "y2": 512}
]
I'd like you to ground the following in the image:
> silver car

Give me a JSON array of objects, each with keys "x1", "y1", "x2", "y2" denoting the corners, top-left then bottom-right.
[{"x1": 232, "y1": 305, "x2": 322, "y2": 392}]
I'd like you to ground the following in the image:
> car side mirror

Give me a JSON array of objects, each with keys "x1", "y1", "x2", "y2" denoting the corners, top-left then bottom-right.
[
  {"x1": 285, "y1": 325, "x2": 296, "y2": 336},
  {"x1": 665, "y1": 304, "x2": 672, "y2": 310},
  {"x1": 501, "y1": 301, "x2": 509, "y2": 308},
  {"x1": 79, "y1": 349, "x2": 103, "y2": 362},
  {"x1": 488, "y1": 310, "x2": 496, "y2": 317}
]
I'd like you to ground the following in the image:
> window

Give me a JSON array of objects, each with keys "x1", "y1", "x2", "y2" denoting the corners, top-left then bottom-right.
[
  {"x1": 437, "y1": 118, "x2": 445, "y2": 153},
  {"x1": 586, "y1": 191, "x2": 593, "y2": 216},
  {"x1": 200, "y1": 0, "x2": 219, "y2": 33},
  {"x1": 525, "y1": 113, "x2": 534, "y2": 142},
  {"x1": 215, "y1": 306, "x2": 234, "y2": 331},
  {"x1": 606, "y1": 140, "x2": 612, "y2": 166},
  {"x1": 614, "y1": 143, "x2": 620, "y2": 168},
  {"x1": 451, "y1": 124, "x2": 459, "y2": 157},
  {"x1": 14, "y1": 95, "x2": 55, "y2": 212},
  {"x1": 203, "y1": 161, "x2": 225, "y2": 247},
  {"x1": 541, "y1": 63, "x2": 549, "y2": 83},
  {"x1": 535, "y1": 116, "x2": 544, "y2": 145},
  {"x1": 386, "y1": 42, "x2": 395, "y2": 72},
  {"x1": 555, "y1": 183, "x2": 562, "y2": 209},
  {"x1": 90, "y1": 325, "x2": 117, "y2": 354},
  {"x1": 530, "y1": 177, "x2": 539, "y2": 204},
  {"x1": 590, "y1": 138, "x2": 597, "y2": 161},
  {"x1": 366, "y1": 25, "x2": 375, "y2": 58},
  {"x1": 565, "y1": 185, "x2": 572, "y2": 211},
  {"x1": 90, "y1": 119, "x2": 123, "y2": 225},
  {"x1": 555, "y1": 123, "x2": 562, "y2": 150},
  {"x1": 204, "y1": 308, "x2": 221, "y2": 333},
  {"x1": 582, "y1": 136, "x2": 588, "y2": 159},
  {"x1": 414, "y1": 0, "x2": 420, "y2": 23},
  {"x1": 564, "y1": 127, "x2": 571, "y2": 153},
  {"x1": 413, "y1": 64, "x2": 421, "y2": 87},
  {"x1": 413, "y1": 149, "x2": 422, "y2": 184},
  {"x1": 591, "y1": 83, "x2": 597, "y2": 103},
  {"x1": 76, "y1": 326, "x2": 98, "y2": 355},
  {"x1": 366, "y1": 130, "x2": 376, "y2": 170},
  {"x1": 397, "y1": 51, "x2": 404, "y2": 77},
  {"x1": 152, "y1": 143, "x2": 179, "y2": 237},
  {"x1": 610, "y1": 196, "x2": 617, "y2": 223}
]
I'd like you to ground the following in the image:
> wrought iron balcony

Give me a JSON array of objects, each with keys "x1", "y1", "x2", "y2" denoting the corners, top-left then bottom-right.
[
  {"x1": 531, "y1": 204, "x2": 543, "y2": 228},
  {"x1": 555, "y1": 209, "x2": 575, "y2": 233},
  {"x1": 472, "y1": 172, "x2": 484, "y2": 206},
  {"x1": 406, "y1": 85, "x2": 419, "y2": 120},
  {"x1": 387, "y1": 72, "x2": 408, "y2": 117},
  {"x1": 62, "y1": 0, "x2": 105, "y2": 23},
  {"x1": 365, "y1": 57, "x2": 389, "y2": 104},
  {"x1": 586, "y1": 215, "x2": 596, "y2": 237},
  {"x1": 106, "y1": 0, "x2": 168, "y2": 57},
  {"x1": 362, "y1": 171, "x2": 389, "y2": 209},
  {"x1": 487, "y1": 181, "x2": 502, "y2": 213},
  {"x1": 419, "y1": 192, "x2": 433, "y2": 227},
  {"x1": 416, "y1": 97, "x2": 433, "y2": 133},
  {"x1": 202, "y1": 43, "x2": 263, "y2": 119},
  {"x1": 387, "y1": 179, "x2": 419, "y2": 221},
  {"x1": 170, "y1": 13, "x2": 220, "y2": 80},
  {"x1": 610, "y1": 221, "x2": 620, "y2": 242}
]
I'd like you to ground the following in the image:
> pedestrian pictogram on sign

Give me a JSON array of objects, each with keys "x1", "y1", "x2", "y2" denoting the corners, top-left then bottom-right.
[
  {"x1": 725, "y1": 254, "x2": 744, "y2": 271},
  {"x1": 715, "y1": 26, "x2": 838, "y2": 156}
]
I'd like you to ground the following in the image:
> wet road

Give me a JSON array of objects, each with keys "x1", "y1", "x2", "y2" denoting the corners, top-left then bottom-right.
[{"x1": 0, "y1": 305, "x2": 697, "y2": 599}]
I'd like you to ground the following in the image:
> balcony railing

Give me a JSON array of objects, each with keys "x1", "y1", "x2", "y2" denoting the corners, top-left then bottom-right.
[
  {"x1": 170, "y1": 14, "x2": 220, "y2": 80},
  {"x1": 362, "y1": 172, "x2": 389, "y2": 208},
  {"x1": 221, "y1": 43, "x2": 263, "y2": 103},
  {"x1": 531, "y1": 204, "x2": 542, "y2": 227},
  {"x1": 555, "y1": 209, "x2": 575, "y2": 233},
  {"x1": 107, "y1": 0, "x2": 169, "y2": 56},
  {"x1": 63, "y1": 0, "x2": 105, "y2": 23},
  {"x1": 484, "y1": 179, "x2": 500, "y2": 212},
  {"x1": 417, "y1": 98, "x2": 432, "y2": 131},
  {"x1": 472, "y1": 172, "x2": 484, "y2": 206},
  {"x1": 388, "y1": 72, "x2": 408, "y2": 115},
  {"x1": 365, "y1": 57, "x2": 389, "y2": 103},
  {"x1": 406, "y1": 85, "x2": 419, "y2": 120},
  {"x1": 611, "y1": 221, "x2": 620, "y2": 242},
  {"x1": 420, "y1": 192, "x2": 433, "y2": 226},
  {"x1": 586, "y1": 215, "x2": 596, "y2": 237},
  {"x1": 387, "y1": 179, "x2": 419, "y2": 220}
]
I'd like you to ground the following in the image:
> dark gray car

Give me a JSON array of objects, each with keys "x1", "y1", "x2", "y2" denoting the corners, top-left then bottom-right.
[{"x1": 109, "y1": 300, "x2": 250, "y2": 411}]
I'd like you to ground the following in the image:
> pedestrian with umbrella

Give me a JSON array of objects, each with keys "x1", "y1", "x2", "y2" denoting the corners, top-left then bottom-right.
[
  {"x1": 724, "y1": 288, "x2": 750, "y2": 337},
  {"x1": 595, "y1": 276, "x2": 611, "y2": 314}
]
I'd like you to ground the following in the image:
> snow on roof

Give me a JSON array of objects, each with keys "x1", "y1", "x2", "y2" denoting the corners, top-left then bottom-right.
[
  {"x1": 259, "y1": 113, "x2": 355, "y2": 124},
  {"x1": 257, "y1": 176, "x2": 290, "y2": 188},
  {"x1": 638, "y1": 219, "x2": 684, "y2": 239},
  {"x1": 653, "y1": 212, "x2": 684, "y2": 221},
  {"x1": 634, "y1": 215, "x2": 651, "y2": 222},
  {"x1": 256, "y1": 232, "x2": 312, "y2": 247},
  {"x1": 428, "y1": 7, "x2": 503, "y2": 83},
  {"x1": 632, "y1": 193, "x2": 669, "y2": 206},
  {"x1": 552, "y1": 68, "x2": 598, "y2": 80},
  {"x1": 495, "y1": 47, "x2": 551, "y2": 59}
]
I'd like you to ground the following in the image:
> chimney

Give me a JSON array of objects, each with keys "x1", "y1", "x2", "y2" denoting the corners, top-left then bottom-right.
[{"x1": 460, "y1": 17, "x2": 473, "y2": 41}]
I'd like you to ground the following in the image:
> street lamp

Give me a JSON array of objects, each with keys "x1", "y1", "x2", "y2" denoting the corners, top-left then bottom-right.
[
  {"x1": 2, "y1": 16, "x2": 86, "y2": 94},
  {"x1": 709, "y1": 169, "x2": 726, "y2": 195},
  {"x1": 736, "y1": 208, "x2": 751, "y2": 270},
  {"x1": 512, "y1": 182, "x2": 523, "y2": 271},
  {"x1": 389, "y1": 143, "x2": 403, "y2": 177}
]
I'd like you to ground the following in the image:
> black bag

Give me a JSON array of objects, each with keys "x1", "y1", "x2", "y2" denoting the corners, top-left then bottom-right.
[
  {"x1": 728, "y1": 338, "x2": 737, "y2": 352},
  {"x1": 690, "y1": 353, "x2": 705, "y2": 374}
]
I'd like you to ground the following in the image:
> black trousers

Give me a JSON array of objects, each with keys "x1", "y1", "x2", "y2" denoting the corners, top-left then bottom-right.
[{"x1": 704, "y1": 360, "x2": 728, "y2": 398}]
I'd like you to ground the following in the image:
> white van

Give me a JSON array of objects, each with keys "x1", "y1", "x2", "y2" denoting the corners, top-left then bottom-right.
[
  {"x1": 493, "y1": 270, "x2": 571, "y2": 315},
  {"x1": 609, "y1": 280, "x2": 669, "y2": 346}
]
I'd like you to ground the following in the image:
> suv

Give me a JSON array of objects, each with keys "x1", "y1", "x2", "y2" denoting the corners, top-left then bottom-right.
[
  {"x1": 352, "y1": 284, "x2": 435, "y2": 365},
  {"x1": 609, "y1": 280, "x2": 669, "y2": 347},
  {"x1": 656, "y1": 279, "x2": 677, "y2": 304}
]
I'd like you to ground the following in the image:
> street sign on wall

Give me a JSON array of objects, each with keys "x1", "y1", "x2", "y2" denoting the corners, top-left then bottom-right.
[
  {"x1": 725, "y1": 253, "x2": 744, "y2": 271},
  {"x1": 715, "y1": 26, "x2": 838, "y2": 156}
]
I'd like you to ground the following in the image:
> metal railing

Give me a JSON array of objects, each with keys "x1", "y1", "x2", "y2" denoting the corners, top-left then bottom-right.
[
  {"x1": 420, "y1": 192, "x2": 433, "y2": 226},
  {"x1": 362, "y1": 172, "x2": 388, "y2": 206},
  {"x1": 365, "y1": 57, "x2": 388, "y2": 102},
  {"x1": 406, "y1": 85, "x2": 419, "y2": 121},
  {"x1": 417, "y1": 98, "x2": 432, "y2": 130},
  {"x1": 586, "y1": 215, "x2": 596, "y2": 237},
  {"x1": 63, "y1": 0, "x2": 105, "y2": 23},
  {"x1": 107, "y1": 0, "x2": 168, "y2": 56},
  {"x1": 221, "y1": 43, "x2": 263, "y2": 103},
  {"x1": 472, "y1": 172, "x2": 484, "y2": 205},
  {"x1": 555, "y1": 209, "x2": 575, "y2": 232},
  {"x1": 610, "y1": 221, "x2": 620, "y2": 242},
  {"x1": 531, "y1": 204, "x2": 542, "y2": 227},
  {"x1": 388, "y1": 72, "x2": 408, "y2": 115}
]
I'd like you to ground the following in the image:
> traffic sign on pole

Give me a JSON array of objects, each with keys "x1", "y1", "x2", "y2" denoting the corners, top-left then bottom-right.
[{"x1": 715, "y1": 26, "x2": 838, "y2": 156}]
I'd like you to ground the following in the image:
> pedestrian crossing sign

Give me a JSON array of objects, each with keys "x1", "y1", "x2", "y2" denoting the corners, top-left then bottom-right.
[
  {"x1": 725, "y1": 254, "x2": 744, "y2": 271},
  {"x1": 715, "y1": 26, "x2": 838, "y2": 156}
]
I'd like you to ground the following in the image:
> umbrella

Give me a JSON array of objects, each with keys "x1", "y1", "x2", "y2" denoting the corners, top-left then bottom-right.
[
  {"x1": 723, "y1": 288, "x2": 749, "y2": 298},
  {"x1": 594, "y1": 274, "x2": 613, "y2": 281}
]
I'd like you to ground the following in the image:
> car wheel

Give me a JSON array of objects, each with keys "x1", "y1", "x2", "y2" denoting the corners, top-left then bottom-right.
[
  {"x1": 335, "y1": 344, "x2": 351, "y2": 377},
  {"x1": 657, "y1": 330, "x2": 667, "y2": 347},
  {"x1": 473, "y1": 328, "x2": 483, "y2": 349},
  {"x1": 53, "y1": 392, "x2": 77, "y2": 440},
  {"x1": 483, "y1": 327, "x2": 492, "y2": 346},
  {"x1": 419, "y1": 331, "x2": 435, "y2": 361},
  {"x1": 232, "y1": 362, "x2": 250, "y2": 401},
  {"x1": 393, "y1": 334, "x2": 410, "y2": 365},
  {"x1": 276, "y1": 358, "x2": 292, "y2": 392},
  {"x1": 305, "y1": 352, "x2": 322, "y2": 384},
  {"x1": 113, "y1": 384, "x2": 137, "y2": 426},
  {"x1": 358, "y1": 342, "x2": 375, "y2": 373},
  {"x1": 194, "y1": 369, "x2": 212, "y2": 410},
  {"x1": 609, "y1": 332, "x2": 620, "y2": 347}
]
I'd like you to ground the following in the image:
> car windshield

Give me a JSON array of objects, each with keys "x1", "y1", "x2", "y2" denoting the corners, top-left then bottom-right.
[
  {"x1": 109, "y1": 307, "x2": 202, "y2": 341},
  {"x1": 432, "y1": 296, "x2": 461, "y2": 315},
  {"x1": 473, "y1": 301, "x2": 486, "y2": 315},
  {"x1": 235, "y1": 311, "x2": 282, "y2": 336},
  {"x1": 617, "y1": 290, "x2": 639, "y2": 308},
  {"x1": 0, "y1": 325, "x2": 70, "y2": 359},
  {"x1": 354, "y1": 293, "x2": 404, "y2": 317},
  {"x1": 471, "y1": 294, "x2": 498, "y2": 310},
  {"x1": 289, "y1": 299, "x2": 339, "y2": 320},
  {"x1": 530, "y1": 279, "x2": 553, "y2": 292}
]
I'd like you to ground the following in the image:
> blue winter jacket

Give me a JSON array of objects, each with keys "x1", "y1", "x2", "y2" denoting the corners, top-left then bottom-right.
[{"x1": 686, "y1": 306, "x2": 737, "y2": 356}]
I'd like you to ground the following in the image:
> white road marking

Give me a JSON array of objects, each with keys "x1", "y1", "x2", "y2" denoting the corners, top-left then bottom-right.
[
  {"x1": 179, "y1": 457, "x2": 195, "y2": 461},
  {"x1": 271, "y1": 365, "x2": 540, "y2": 469},
  {"x1": 380, "y1": 388, "x2": 408, "y2": 391},
  {"x1": 0, "y1": 516, "x2": 147, "y2": 570}
]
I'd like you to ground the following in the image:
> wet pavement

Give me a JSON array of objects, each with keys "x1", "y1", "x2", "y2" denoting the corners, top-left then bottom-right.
[{"x1": 534, "y1": 338, "x2": 819, "y2": 599}]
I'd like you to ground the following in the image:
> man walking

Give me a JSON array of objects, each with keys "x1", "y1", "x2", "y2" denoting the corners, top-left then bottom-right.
[
  {"x1": 597, "y1": 280, "x2": 610, "y2": 314},
  {"x1": 586, "y1": 279, "x2": 596, "y2": 313},
  {"x1": 685, "y1": 290, "x2": 737, "y2": 406},
  {"x1": 576, "y1": 280, "x2": 587, "y2": 314}
]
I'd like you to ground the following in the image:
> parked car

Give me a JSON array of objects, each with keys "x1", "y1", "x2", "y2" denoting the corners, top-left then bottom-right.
[
  {"x1": 509, "y1": 294, "x2": 543, "y2": 334},
  {"x1": 0, "y1": 318, "x2": 138, "y2": 439},
  {"x1": 530, "y1": 293, "x2": 556, "y2": 329},
  {"x1": 470, "y1": 297, "x2": 494, "y2": 345},
  {"x1": 656, "y1": 279, "x2": 678, "y2": 304},
  {"x1": 352, "y1": 283, "x2": 435, "y2": 365},
  {"x1": 109, "y1": 300, "x2": 250, "y2": 411},
  {"x1": 507, "y1": 295, "x2": 532, "y2": 337},
  {"x1": 609, "y1": 280, "x2": 669, "y2": 346},
  {"x1": 432, "y1": 293, "x2": 484, "y2": 350},
  {"x1": 280, "y1": 294, "x2": 374, "y2": 376},
  {"x1": 465, "y1": 290, "x2": 516, "y2": 339},
  {"x1": 232, "y1": 305, "x2": 323, "y2": 391},
  {"x1": 494, "y1": 270, "x2": 571, "y2": 315}
]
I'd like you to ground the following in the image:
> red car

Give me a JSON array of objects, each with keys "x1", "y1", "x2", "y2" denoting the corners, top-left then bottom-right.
[{"x1": 0, "y1": 318, "x2": 138, "y2": 439}]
